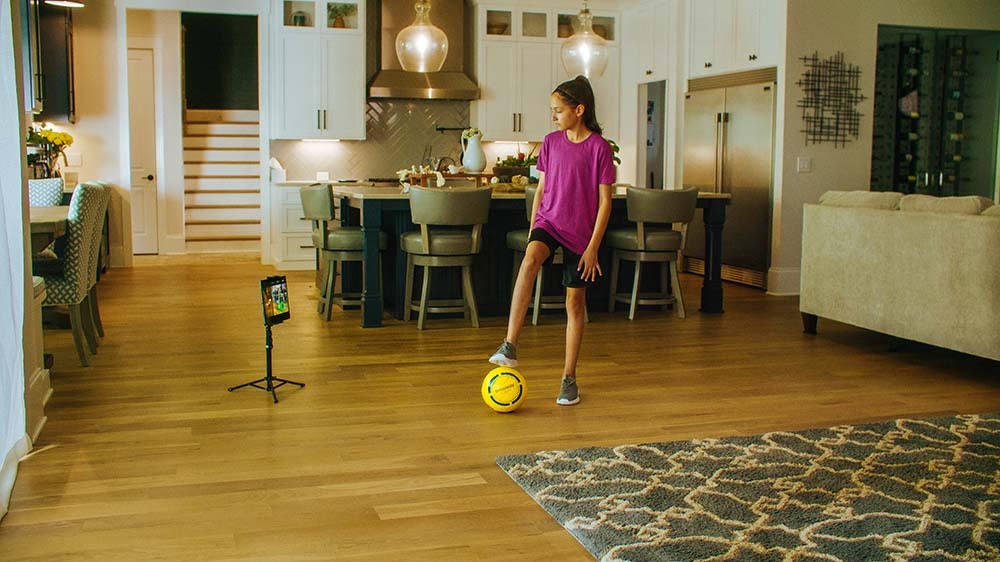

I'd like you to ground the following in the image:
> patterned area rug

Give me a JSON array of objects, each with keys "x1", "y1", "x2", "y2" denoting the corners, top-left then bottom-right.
[{"x1": 497, "y1": 414, "x2": 1000, "y2": 562}]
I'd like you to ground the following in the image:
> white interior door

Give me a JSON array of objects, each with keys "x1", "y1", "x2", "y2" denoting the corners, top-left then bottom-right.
[{"x1": 127, "y1": 48, "x2": 158, "y2": 254}]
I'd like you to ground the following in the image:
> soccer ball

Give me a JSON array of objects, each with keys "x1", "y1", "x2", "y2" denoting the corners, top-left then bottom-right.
[{"x1": 481, "y1": 367, "x2": 527, "y2": 413}]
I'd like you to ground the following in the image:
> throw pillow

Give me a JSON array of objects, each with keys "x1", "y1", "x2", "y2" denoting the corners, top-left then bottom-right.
[
  {"x1": 818, "y1": 190, "x2": 903, "y2": 209},
  {"x1": 899, "y1": 194, "x2": 994, "y2": 215}
]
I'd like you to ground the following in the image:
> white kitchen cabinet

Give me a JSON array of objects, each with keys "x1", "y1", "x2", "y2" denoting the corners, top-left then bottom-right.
[
  {"x1": 478, "y1": 41, "x2": 555, "y2": 141},
  {"x1": 632, "y1": 0, "x2": 673, "y2": 82},
  {"x1": 271, "y1": 0, "x2": 365, "y2": 140},
  {"x1": 270, "y1": 184, "x2": 316, "y2": 270},
  {"x1": 688, "y1": 0, "x2": 780, "y2": 79}
]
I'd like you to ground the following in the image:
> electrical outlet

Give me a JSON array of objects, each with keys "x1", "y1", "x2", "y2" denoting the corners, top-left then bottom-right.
[{"x1": 796, "y1": 156, "x2": 813, "y2": 173}]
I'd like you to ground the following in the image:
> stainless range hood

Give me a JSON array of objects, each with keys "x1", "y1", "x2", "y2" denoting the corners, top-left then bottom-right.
[{"x1": 368, "y1": 0, "x2": 478, "y2": 100}]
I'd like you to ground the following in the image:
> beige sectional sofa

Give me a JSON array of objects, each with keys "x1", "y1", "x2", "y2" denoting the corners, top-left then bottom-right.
[{"x1": 800, "y1": 190, "x2": 1000, "y2": 362}]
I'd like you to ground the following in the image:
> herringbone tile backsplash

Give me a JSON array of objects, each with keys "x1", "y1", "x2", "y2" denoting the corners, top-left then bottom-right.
[{"x1": 269, "y1": 100, "x2": 534, "y2": 181}]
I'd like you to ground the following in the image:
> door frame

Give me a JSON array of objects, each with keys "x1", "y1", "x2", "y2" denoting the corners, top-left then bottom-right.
[
  {"x1": 126, "y1": 38, "x2": 164, "y2": 254},
  {"x1": 114, "y1": 0, "x2": 270, "y2": 262}
]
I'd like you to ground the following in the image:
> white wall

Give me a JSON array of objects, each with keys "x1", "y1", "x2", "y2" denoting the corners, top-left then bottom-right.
[{"x1": 771, "y1": 0, "x2": 1000, "y2": 294}]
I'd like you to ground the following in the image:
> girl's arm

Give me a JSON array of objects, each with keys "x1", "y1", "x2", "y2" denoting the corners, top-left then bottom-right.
[
  {"x1": 529, "y1": 172, "x2": 545, "y2": 230},
  {"x1": 578, "y1": 183, "x2": 613, "y2": 281}
]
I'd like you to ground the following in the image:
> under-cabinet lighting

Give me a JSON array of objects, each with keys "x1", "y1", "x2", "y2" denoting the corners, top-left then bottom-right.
[
  {"x1": 45, "y1": 1, "x2": 85, "y2": 8},
  {"x1": 302, "y1": 139, "x2": 341, "y2": 142}
]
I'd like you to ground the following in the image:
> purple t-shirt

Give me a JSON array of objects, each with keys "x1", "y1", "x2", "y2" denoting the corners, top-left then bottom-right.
[{"x1": 534, "y1": 130, "x2": 617, "y2": 254}]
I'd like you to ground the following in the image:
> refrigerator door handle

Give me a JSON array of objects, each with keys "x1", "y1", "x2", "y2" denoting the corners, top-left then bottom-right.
[{"x1": 720, "y1": 112, "x2": 730, "y2": 193}]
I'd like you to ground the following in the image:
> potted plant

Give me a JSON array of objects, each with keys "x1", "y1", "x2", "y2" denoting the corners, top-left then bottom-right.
[{"x1": 327, "y1": 3, "x2": 356, "y2": 28}]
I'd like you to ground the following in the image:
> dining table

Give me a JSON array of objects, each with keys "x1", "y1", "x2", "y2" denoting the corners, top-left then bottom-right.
[
  {"x1": 330, "y1": 185, "x2": 732, "y2": 328},
  {"x1": 29, "y1": 205, "x2": 69, "y2": 253}
]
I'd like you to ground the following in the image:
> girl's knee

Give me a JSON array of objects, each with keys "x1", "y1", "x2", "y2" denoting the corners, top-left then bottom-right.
[{"x1": 565, "y1": 289, "x2": 587, "y2": 314}]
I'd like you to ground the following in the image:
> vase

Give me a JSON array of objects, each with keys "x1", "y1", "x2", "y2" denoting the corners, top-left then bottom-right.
[{"x1": 461, "y1": 133, "x2": 487, "y2": 173}]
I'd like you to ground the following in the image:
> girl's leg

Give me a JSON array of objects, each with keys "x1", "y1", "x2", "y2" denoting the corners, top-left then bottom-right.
[
  {"x1": 505, "y1": 241, "x2": 551, "y2": 344},
  {"x1": 563, "y1": 287, "x2": 588, "y2": 377}
]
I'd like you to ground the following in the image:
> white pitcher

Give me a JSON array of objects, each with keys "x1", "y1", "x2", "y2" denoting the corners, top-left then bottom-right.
[{"x1": 461, "y1": 132, "x2": 487, "y2": 173}]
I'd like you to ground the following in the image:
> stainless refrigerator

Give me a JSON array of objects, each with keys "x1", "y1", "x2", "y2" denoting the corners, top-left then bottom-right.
[{"x1": 682, "y1": 82, "x2": 775, "y2": 288}]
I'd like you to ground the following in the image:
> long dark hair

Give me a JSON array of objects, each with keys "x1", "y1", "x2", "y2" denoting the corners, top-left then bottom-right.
[{"x1": 553, "y1": 75, "x2": 603, "y2": 136}]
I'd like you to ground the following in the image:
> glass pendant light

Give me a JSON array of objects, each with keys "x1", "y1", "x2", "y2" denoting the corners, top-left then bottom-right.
[
  {"x1": 560, "y1": 1, "x2": 608, "y2": 79},
  {"x1": 395, "y1": 0, "x2": 448, "y2": 73}
]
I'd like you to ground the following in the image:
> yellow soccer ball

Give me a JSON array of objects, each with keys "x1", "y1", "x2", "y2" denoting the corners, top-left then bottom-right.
[{"x1": 481, "y1": 367, "x2": 527, "y2": 413}]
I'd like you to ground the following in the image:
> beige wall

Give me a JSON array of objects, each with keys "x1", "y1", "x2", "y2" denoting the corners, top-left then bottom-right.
[{"x1": 771, "y1": 0, "x2": 1000, "y2": 294}]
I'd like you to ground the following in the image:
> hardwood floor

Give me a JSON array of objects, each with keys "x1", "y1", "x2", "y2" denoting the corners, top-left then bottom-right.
[{"x1": 3, "y1": 254, "x2": 998, "y2": 561}]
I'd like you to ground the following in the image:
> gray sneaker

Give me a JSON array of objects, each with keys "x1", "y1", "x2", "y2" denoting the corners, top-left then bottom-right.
[
  {"x1": 556, "y1": 377, "x2": 580, "y2": 405},
  {"x1": 489, "y1": 341, "x2": 518, "y2": 367}
]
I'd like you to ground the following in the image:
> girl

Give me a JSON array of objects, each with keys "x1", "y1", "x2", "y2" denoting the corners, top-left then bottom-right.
[{"x1": 489, "y1": 75, "x2": 616, "y2": 406}]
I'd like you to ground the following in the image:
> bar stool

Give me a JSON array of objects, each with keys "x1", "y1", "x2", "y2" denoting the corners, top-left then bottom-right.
[
  {"x1": 606, "y1": 187, "x2": 699, "y2": 320},
  {"x1": 506, "y1": 186, "x2": 587, "y2": 325},
  {"x1": 300, "y1": 184, "x2": 387, "y2": 320},
  {"x1": 401, "y1": 186, "x2": 492, "y2": 330}
]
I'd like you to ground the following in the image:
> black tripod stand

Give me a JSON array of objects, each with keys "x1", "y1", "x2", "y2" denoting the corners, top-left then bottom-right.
[{"x1": 229, "y1": 276, "x2": 304, "y2": 403}]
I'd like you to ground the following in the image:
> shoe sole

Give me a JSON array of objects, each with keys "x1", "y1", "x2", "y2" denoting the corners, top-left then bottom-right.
[
  {"x1": 489, "y1": 354, "x2": 518, "y2": 367},
  {"x1": 556, "y1": 396, "x2": 580, "y2": 405}
]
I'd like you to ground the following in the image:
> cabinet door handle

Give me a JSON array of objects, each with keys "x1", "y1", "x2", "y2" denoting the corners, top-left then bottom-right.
[
  {"x1": 704, "y1": 62, "x2": 712, "y2": 68},
  {"x1": 517, "y1": 113, "x2": 521, "y2": 132},
  {"x1": 749, "y1": 54, "x2": 758, "y2": 61},
  {"x1": 323, "y1": 109, "x2": 328, "y2": 130},
  {"x1": 317, "y1": 109, "x2": 322, "y2": 129},
  {"x1": 512, "y1": 113, "x2": 516, "y2": 132},
  {"x1": 645, "y1": 69, "x2": 652, "y2": 75}
]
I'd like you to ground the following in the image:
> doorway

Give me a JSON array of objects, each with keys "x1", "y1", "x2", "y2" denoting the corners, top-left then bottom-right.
[
  {"x1": 127, "y1": 46, "x2": 159, "y2": 254},
  {"x1": 637, "y1": 80, "x2": 667, "y2": 188}
]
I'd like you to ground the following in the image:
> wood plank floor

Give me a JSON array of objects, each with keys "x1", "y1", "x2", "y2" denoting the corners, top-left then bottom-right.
[{"x1": 3, "y1": 254, "x2": 999, "y2": 561}]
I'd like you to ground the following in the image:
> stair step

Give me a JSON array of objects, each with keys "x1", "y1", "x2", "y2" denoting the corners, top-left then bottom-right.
[
  {"x1": 186, "y1": 234, "x2": 261, "y2": 241},
  {"x1": 186, "y1": 223, "x2": 262, "y2": 238},
  {"x1": 185, "y1": 109, "x2": 259, "y2": 123},
  {"x1": 184, "y1": 162, "x2": 260, "y2": 176},
  {"x1": 186, "y1": 123, "x2": 259, "y2": 136},
  {"x1": 185, "y1": 203, "x2": 261, "y2": 210},
  {"x1": 185, "y1": 177, "x2": 261, "y2": 190},
  {"x1": 185, "y1": 218, "x2": 262, "y2": 225},
  {"x1": 183, "y1": 136, "x2": 259, "y2": 149},
  {"x1": 185, "y1": 207, "x2": 261, "y2": 221},
  {"x1": 185, "y1": 239, "x2": 261, "y2": 253},
  {"x1": 183, "y1": 189, "x2": 259, "y2": 194},
  {"x1": 185, "y1": 192, "x2": 260, "y2": 206},
  {"x1": 183, "y1": 149, "x2": 259, "y2": 162}
]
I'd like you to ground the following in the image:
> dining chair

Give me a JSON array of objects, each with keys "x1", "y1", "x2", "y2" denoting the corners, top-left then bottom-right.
[
  {"x1": 300, "y1": 184, "x2": 387, "y2": 320},
  {"x1": 28, "y1": 177, "x2": 65, "y2": 207},
  {"x1": 39, "y1": 182, "x2": 106, "y2": 366},
  {"x1": 606, "y1": 187, "x2": 699, "y2": 320},
  {"x1": 401, "y1": 186, "x2": 492, "y2": 330},
  {"x1": 505, "y1": 186, "x2": 587, "y2": 325},
  {"x1": 83, "y1": 182, "x2": 111, "y2": 340}
]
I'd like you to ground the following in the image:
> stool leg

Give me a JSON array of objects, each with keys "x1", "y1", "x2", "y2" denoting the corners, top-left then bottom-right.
[
  {"x1": 660, "y1": 261, "x2": 670, "y2": 313},
  {"x1": 462, "y1": 265, "x2": 479, "y2": 328},
  {"x1": 670, "y1": 261, "x2": 685, "y2": 319},
  {"x1": 629, "y1": 260, "x2": 641, "y2": 320},
  {"x1": 403, "y1": 254, "x2": 414, "y2": 322},
  {"x1": 608, "y1": 250, "x2": 620, "y2": 313},
  {"x1": 324, "y1": 258, "x2": 337, "y2": 321},
  {"x1": 417, "y1": 265, "x2": 431, "y2": 330}
]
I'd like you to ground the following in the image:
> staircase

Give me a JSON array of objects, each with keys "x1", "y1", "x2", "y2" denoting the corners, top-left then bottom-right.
[{"x1": 183, "y1": 109, "x2": 261, "y2": 253}]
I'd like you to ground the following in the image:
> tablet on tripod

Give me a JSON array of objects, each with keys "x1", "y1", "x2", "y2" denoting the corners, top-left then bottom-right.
[{"x1": 261, "y1": 275, "x2": 290, "y2": 326}]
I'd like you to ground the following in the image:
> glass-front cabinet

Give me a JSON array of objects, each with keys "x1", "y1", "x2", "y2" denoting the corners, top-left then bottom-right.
[
  {"x1": 556, "y1": 10, "x2": 616, "y2": 42},
  {"x1": 281, "y1": 0, "x2": 360, "y2": 31},
  {"x1": 483, "y1": 7, "x2": 551, "y2": 41}
]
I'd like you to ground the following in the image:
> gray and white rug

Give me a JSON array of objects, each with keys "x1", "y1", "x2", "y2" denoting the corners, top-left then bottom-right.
[{"x1": 497, "y1": 414, "x2": 1000, "y2": 561}]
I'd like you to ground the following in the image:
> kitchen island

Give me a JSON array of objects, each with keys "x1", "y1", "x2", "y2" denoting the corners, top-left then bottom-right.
[{"x1": 330, "y1": 185, "x2": 731, "y2": 328}]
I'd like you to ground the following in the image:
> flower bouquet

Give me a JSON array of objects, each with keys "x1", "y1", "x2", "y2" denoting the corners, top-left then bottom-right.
[{"x1": 26, "y1": 126, "x2": 73, "y2": 177}]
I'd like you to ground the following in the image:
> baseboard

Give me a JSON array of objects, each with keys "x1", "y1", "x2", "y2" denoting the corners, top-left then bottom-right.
[
  {"x1": 766, "y1": 267, "x2": 800, "y2": 296},
  {"x1": 0, "y1": 434, "x2": 31, "y2": 520},
  {"x1": 160, "y1": 235, "x2": 187, "y2": 255}
]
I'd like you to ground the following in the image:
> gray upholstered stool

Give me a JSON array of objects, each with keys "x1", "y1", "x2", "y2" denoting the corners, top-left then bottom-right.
[
  {"x1": 606, "y1": 187, "x2": 699, "y2": 320},
  {"x1": 300, "y1": 184, "x2": 387, "y2": 321},
  {"x1": 506, "y1": 186, "x2": 588, "y2": 325},
  {"x1": 401, "y1": 186, "x2": 492, "y2": 330}
]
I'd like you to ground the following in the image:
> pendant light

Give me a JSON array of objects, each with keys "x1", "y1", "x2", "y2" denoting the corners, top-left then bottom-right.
[
  {"x1": 395, "y1": 0, "x2": 448, "y2": 73},
  {"x1": 560, "y1": 1, "x2": 608, "y2": 79}
]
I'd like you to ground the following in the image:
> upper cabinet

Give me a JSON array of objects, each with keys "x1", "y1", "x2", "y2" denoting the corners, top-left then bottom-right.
[
  {"x1": 271, "y1": 0, "x2": 365, "y2": 139},
  {"x1": 472, "y1": 3, "x2": 619, "y2": 142},
  {"x1": 688, "y1": 0, "x2": 781, "y2": 79},
  {"x1": 632, "y1": 0, "x2": 672, "y2": 82},
  {"x1": 35, "y1": 2, "x2": 76, "y2": 123}
]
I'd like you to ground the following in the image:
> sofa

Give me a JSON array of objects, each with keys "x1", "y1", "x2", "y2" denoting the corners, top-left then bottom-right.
[{"x1": 800, "y1": 190, "x2": 1000, "y2": 362}]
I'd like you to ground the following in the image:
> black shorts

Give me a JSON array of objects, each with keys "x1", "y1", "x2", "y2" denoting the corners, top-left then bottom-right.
[{"x1": 527, "y1": 228, "x2": 591, "y2": 288}]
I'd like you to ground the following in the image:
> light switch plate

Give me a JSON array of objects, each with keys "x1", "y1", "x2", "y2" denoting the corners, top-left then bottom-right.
[
  {"x1": 65, "y1": 152, "x2": 82, "y2": 167},
  {"x1": 796, "y1": 156, "x2": 812, "y2": 173},
  {"x1": 316, "y1": 171, "x2": 330, "y2": 181}
]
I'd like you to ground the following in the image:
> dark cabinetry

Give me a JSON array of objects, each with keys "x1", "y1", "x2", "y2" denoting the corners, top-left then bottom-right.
[{"x1": 34, "y1": 2, "x2": 76, "y2": 123}]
